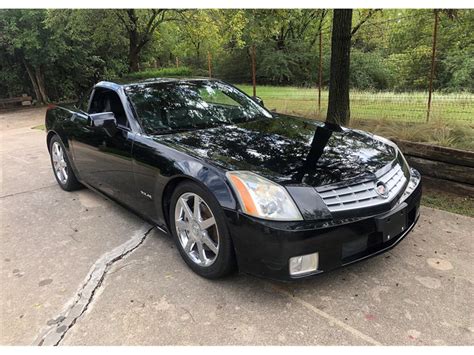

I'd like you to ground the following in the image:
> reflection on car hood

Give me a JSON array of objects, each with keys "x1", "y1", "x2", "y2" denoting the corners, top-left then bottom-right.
[{"x1": 155, "y1": 114, "x2": 397, "y2": 187}]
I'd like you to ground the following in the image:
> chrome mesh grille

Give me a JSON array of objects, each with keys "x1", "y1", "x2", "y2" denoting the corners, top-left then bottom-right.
[{"x1": 318, "y1": 164, "x2": 407, "y2": 212}]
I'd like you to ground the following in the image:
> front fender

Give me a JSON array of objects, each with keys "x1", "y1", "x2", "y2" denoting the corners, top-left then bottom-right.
[
  {"x1": 162, "y1": 160, "x2": 237, "y2": 211},
  {"x1": 153, "y1": 158, "x2": 238, "y2": 226},
  {"x1": 131, "y1": 134, "x2": 238, "y2": 227}
]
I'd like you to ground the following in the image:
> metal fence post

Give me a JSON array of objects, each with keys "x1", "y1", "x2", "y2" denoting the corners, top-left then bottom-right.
[
  {"x1": 251, "y1": 44, "x2": 257, "y2": 97},
  {"x1": 318, "y1": 29, "x2": 323, "y2": 114},
  {"x1": 208, "y1": 51, "x2": 212, "y2": 78},
  {"x1": 427, "y1": 10, "x2": 439, "y2": 122}
]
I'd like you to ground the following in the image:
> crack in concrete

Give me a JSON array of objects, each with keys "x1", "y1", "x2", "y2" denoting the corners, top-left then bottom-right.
[
  {"x1": 34, "y1": 224, "x2": 155, "y2": 346},
  {"x1": 0, "y1": 184, "x2": 57, "y2": 199},
  {"x1": 270, "y1": 283, "x2": 383, "y2": 345}
]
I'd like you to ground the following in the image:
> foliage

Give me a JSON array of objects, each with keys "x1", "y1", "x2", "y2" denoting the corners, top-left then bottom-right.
[
  {"x1": 122, "y1": 67, "x2": 193, "y2": 81},
  {"x1": 350, "y1": 49, "x2": 393, "y2": 90},
  {"x1": 0, "y1": 8, "x2": 472, "y2": 102}
]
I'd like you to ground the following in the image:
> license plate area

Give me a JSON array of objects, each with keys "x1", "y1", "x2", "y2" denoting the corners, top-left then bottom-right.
[{"x1": 375, "y1": 203, "x2": 408, "y2": 242}]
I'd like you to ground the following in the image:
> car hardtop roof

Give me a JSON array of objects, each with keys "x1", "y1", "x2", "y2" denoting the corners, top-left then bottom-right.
[{"x1": 95, "y1": 77, "x2": 219, "y2": 91}]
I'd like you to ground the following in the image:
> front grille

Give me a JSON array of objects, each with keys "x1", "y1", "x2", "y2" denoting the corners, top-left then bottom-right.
[{"x1": 318, "y1": 164, "x2": 407, "y2": 212}]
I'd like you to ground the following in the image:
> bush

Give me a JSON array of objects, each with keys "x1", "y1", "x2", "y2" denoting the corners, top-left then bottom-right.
[
  {"x1": 122, "y1": 67, "x2": 193, "y2": 81},
  {"x1": 350, "y1": 49, "x2": 393, "y2": 90}
]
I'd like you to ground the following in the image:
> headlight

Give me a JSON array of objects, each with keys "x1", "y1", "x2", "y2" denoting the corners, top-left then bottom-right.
[{"x1": 226, "y1": 171, "x2": 303, "y2": 221}]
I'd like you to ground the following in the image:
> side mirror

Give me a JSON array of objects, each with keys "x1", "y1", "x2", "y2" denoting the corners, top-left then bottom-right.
[
  {"x1": 89, "y1": 112, "x2": 117, "y2": 137},
  {"x1": 252, "y1": 96, "x2": 264, "y2": 107}
]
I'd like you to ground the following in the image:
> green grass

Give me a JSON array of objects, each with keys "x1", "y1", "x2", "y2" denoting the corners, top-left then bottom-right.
[
  {"x1": 238, "y1": 85, "x2": 474, "y2": 123},
  {"x1": 421, "y1": 188, "x2": 474, "y2": 217},
  {"x1": 238, "y1": 84, "x2": 474, "y2": 150},
  {"x1": 350, "y1": 118, "x2": 474, "y2": 151},
  {"x1": 31, "y1": 124, "x2": 45, "y2": 131}
]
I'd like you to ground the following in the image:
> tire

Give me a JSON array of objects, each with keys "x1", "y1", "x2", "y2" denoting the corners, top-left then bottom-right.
[
  {"x1": 169, "y1": 181, "x2": 236, "y2": 279},
  {"x1": 49, "y1": 135, "x2": 82, "y2": 191}
]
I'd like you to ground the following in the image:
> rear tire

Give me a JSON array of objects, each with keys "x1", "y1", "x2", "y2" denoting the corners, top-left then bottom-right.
[
  {"x1": 49, "y1": 135, "x2": 82, "y2": 191},
  {"x1": 169, "y1": 181, "x2": 236, "y2": 279}
]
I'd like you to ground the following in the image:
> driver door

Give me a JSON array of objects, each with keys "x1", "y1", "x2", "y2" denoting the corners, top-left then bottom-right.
[{"x1": 69, "y1": 87, "x2": 136, "y2": 205}]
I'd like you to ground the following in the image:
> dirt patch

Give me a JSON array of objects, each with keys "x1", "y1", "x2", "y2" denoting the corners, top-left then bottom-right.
[{"x1": 0, "y1": 106, "x2": 47, "y2": 130}]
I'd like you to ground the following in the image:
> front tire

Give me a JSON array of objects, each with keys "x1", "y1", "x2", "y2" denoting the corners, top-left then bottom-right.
[
  {"x1": 49, "y1": 135, "x2": 82, "y2": 191},
  {"x1": 169, "y1": 181, "x2": 236, "y2": 279}
]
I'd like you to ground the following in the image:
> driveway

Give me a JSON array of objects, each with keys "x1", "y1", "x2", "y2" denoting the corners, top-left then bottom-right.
[{"x1": 1, "y1": 107, "x2": 473, "y2": 345}]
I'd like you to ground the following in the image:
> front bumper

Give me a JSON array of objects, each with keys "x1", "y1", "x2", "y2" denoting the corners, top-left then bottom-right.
[{"x1": 226, "y1": 169, "x2": 422, "y2": 281}]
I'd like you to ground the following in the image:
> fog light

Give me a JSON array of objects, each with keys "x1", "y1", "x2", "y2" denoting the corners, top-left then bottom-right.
[{"x1": 289, "y1": 252, "x2": 319, "y2": 276}]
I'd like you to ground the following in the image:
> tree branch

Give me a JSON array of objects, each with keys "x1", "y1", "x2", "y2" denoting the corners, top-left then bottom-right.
[
  {"x1": 351, "y1": 9, "x2": 381, "y2": 36},
  {"x1": 114, "y1": 10, "x2": 131, "y2": 31}
]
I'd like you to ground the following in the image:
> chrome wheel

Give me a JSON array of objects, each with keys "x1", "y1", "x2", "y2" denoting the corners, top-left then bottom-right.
[
  {"x1": 175, "y1": 192, "x2": 219, "y2": 267},
  {"x1": 51, "y1": 141, "x2": 68, "y2": 184}
]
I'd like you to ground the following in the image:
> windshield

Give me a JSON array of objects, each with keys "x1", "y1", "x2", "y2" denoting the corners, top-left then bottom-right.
[{"x1": 125, "y1": 80, "x2": 273, "y2": 134}]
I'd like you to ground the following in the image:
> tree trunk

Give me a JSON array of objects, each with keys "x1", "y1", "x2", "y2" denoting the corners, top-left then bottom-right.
[
  {"x1": 326, "y1": 9, "x2": 353, "y2": 126},
  {"x1": 23, "y1": 59, "x2": 47, "y2": 104},
  {"x1": 24, "y1": 61, "x2": 42, "y2": 103},
  {"x1": 128, "y1": 46, "x2": 140, "y2": 72},
  {"x1": 128, "y1": 24, "x2": 141, "y2": 72},
  {"x1": 35, "y1": 65, "x2": 48, "y2": 103}
]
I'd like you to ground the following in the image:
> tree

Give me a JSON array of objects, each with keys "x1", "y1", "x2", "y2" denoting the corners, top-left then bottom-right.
[
  {"x1": 326, "y1": 9, "x2": 381, "y2": 125},
  {"x1": 237, "y1": 9, "x2": 328, "y2": 85},
  {"x1": 0, "y1": 10, "x2": 53, "y2": 103},
  {"x1": 326, "y1": 9, "x2": 353, "y2": 125},
  {"x1": 1, "y1": 9, "x2": 472, "y2": 102},
  {"x1": 45, "y1": 9, "x2": 129, "y2": 97},
  {"x1": 114, "y1": 9, "x2": 184, "y2": 72}
]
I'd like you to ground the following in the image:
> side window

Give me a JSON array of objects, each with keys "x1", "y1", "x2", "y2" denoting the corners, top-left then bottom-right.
[{"x1": 89, "y1": 89, "x2": 129, "y2": 128}]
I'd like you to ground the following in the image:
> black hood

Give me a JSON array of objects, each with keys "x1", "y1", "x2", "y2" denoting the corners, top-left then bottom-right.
[{"x1": 155, "y1": 115, "x2": 397, "y2": 188}]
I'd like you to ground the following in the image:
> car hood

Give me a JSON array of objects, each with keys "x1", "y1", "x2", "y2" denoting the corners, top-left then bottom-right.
[{"x1": 155, "y1": 114, "x2": 397, "y2": 188}]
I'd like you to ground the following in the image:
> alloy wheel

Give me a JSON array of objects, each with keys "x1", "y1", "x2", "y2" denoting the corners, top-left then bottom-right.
[
  {"x1": 51, "y1": 141, "x2": 68, "y2": 184},
  {"x1": 174, "y1": 192, "x2": 220, "y2": 267}
]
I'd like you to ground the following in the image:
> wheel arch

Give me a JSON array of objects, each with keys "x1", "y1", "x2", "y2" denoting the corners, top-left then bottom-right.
[
  {"x1": 46, "y1": 129, "x2": 81, "y2": 181},
  {"x1": 46, "y1": 129, "x2": 71, "y2": 151},
  {"x1": 161, "y1": 176, "x2": 193, "y2": 232},
  {"x1": 46, "y1": 130, "x2": 58, "y2": 152},
  {"x1": 160, "y1": 173, "x2": 237, "y2": 234}
]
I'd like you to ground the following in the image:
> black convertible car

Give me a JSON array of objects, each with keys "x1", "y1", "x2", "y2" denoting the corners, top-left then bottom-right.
[{"x1": 45, "y1": 78, "x2": 421, "y2": 281}]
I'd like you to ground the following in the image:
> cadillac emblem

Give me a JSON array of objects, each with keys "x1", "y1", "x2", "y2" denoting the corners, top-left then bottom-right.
[{"x1": 375, "y1": 181, "x2": 389, "y2": 198}]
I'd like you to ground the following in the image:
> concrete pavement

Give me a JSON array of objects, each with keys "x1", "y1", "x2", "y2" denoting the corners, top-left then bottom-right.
[{"x1": 1, "y1": 107, "x2": 473, "y2": 345}]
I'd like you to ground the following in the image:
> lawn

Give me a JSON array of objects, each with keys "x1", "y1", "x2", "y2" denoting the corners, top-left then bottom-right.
[
  {"x1": 238, "y1": 85, "x2": 474, "y2": 150},
  {"x1": 421, "y1": 190, "x2": 474, "y2": 217},
  {"x1": 238, "y1": 85, "x2": 474, "y2": 123}
]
